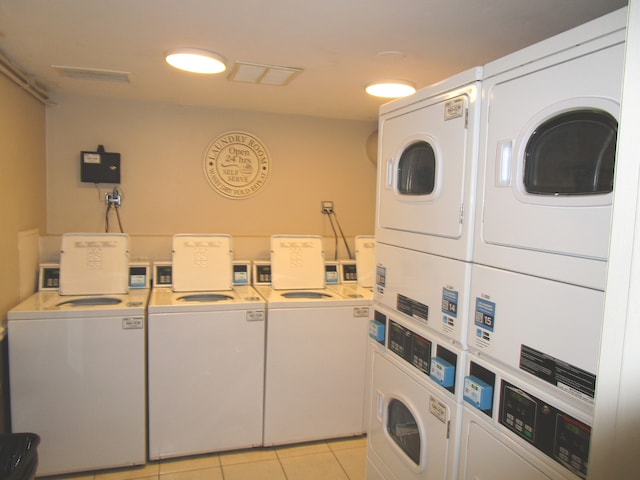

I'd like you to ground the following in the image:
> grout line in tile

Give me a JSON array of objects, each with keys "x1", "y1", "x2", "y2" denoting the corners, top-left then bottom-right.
[
  {"x1": 274, "y1": 455, "x2": 289, "y2": 480},
  {"x1": 329, "y1": 446, "x2": 352, "y2": 480}
]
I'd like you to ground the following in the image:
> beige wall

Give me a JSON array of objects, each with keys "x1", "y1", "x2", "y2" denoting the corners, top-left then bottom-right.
[
  {"x1": 0, "y1": 75, "x2": 47, "y2": 312},
  {"x1": 0, "y1": 74, "x2": 47, "y2": 433},
  {"x1": 45, "y1": 95, "x2": 377, "y2": 262}
]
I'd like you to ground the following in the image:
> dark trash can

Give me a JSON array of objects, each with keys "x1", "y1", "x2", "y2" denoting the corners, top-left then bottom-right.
[{"x1": 0, "y1": 433, "x2": 40, "y2": 480}]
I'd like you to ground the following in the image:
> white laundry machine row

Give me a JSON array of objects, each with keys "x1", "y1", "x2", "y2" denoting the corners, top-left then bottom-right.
[
  {"x1": 473, "y1": 7, "x2": 627, "y2": 290},
  {"x1": 8, "y1": 234, "x2": 150, "y2": 477},
  {"x1": 460, "y1": 353, "x2": 593, "y2": 480},
  {"x1": 468, "y1": 263, "x2": 603, "y2": 408},
  {"x1": 257, "y1": 235, "x2": 370, "y2": 446},
  {"x1": 366, "y1": 304, "x2": 466, "y2": 480},
  {"x1": 376, "y1": 66, "x2": 482, "y2": 262},
  {"x1": 374, "y1": 241, "x2": 472, "y2": 348},
  {"x1": 147, "y1": 235, "x2": 266, "y2": 460}
]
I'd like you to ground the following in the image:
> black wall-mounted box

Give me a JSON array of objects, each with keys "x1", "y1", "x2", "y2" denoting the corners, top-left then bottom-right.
[{"x1": 80, "y1": 145, "x2": 121, "y2": 184}]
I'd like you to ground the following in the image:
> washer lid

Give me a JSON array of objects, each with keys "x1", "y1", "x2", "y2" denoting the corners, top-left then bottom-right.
[
  {"x1": 172, "y1": 234, "x2": 233, "y2": 292},
  {"x1": 270, "y1": 235, "x2": 325, "y2": 290},
  {"x1": 59, "y1": 233, "x2": 129, "y2": 295},
  {"x1": 355, "y1": 235, "x2": 375, "y2": 288}
]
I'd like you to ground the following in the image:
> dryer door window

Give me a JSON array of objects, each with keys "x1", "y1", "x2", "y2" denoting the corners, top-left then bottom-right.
[
  {"x1": 523, "y1": 109, "x2": 617, "y2": 196},
  {"x1": 397, "y1": 141, "x2": 436, "y2": 196},
  {"x1": 387, "y1": 398, "x2": 421, "y2": 465}
]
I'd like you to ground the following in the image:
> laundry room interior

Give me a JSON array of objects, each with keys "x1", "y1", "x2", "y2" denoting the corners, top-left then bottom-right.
[{"x1": 1, "y1": 1, "x2": 640, "y2": 480}]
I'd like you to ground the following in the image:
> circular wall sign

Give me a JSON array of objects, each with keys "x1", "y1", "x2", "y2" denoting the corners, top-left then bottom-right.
[{"x1": 203, "y1": 131, "x2": 271, "y2": 199}]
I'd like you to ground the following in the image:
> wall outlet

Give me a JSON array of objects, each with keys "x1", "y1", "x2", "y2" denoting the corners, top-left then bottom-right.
[{"x1": 321, "y1": 201, "x2": 334, "y2": 214}]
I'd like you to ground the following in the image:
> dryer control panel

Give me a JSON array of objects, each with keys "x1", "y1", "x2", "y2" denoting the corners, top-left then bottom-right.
[
  {"x1": 387, "y1": 319, "x2": 459, "y2": 395},
  {"x1": 499, "y1": 380, "x2": 591, "y2": 479},
  {"x1": 388, "y1": 319, "x2": 432, "y2": 376}
]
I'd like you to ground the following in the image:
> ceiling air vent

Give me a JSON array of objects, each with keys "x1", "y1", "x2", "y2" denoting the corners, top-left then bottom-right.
[
  {"x1": 52, "y1": 65, "x2": 131, "y2": 83},
  {"x1": 228, "y1": 61, "x2": 302, "y2": 86}
]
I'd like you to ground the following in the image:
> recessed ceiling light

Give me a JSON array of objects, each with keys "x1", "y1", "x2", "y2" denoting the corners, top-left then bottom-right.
[
  {"x1": 365, "y1": 80, "x2": 416, "y2": 98},
  {"x1": 165, "y1": 48, "x2": 226, "y2": 74}
]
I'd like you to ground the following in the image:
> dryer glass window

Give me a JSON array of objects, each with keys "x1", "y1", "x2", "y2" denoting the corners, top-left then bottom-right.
[
  {"x1": 397, "y1": 142, "x2": 436, "y2": 195},
  {"x1": 523, "y1": 109, "x2": 617, "y2": 195},
  {"x1": 387, "y1": 399, "x2": 421, "y2": 465}
]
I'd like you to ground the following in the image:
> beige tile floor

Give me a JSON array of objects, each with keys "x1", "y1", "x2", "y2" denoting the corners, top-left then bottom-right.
[{"x1": 41, "y1": 436, "x2": 367, "y2": 480}]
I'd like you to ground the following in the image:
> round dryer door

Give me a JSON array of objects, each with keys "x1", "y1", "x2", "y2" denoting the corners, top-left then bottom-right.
[
  {"x1": 397, "y1": 141, "x2": 436, "y2": 196},
  {"x1": 523, "y1": 109, "x2": 617, "y2": 196}
]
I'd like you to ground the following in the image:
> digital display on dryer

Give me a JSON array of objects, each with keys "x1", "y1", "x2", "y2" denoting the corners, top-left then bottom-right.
[
  {"x1": 410, "y1": 333, "x2": 431, "y2": 375},
  {"x1": 501, "y1": 384, "x2": 537, "y2": 443},
  {"x1": 388, "y1": 320, "x2": 432, "y2": 377},
  {"x1": 499, "y1": 380, "x2": 591, "y2": 479},
  {"x1": 388, "y1": 320, "x2": 411, "y2": 358},
  {"x1": 554, "y1": 414, "x2": 590, "y2": 478}
]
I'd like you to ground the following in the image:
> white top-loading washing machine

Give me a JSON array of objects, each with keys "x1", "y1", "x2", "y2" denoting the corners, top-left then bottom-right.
[
  {"x1": 473, "y1": 7, "x2": 627, "y2": 290},
  {"x1": 325, "y1": 236, "x2": 376, "y2": 432},
  {"x1": 376, "y1": 67, "x2": 482, "y2": 261},
  {"x1": 8, "y1": 233, "x2": 149, "y2": 477},
  {"x1": 147, "y1": 234, "x2": 266, "y2": 460},
  {"x1": 258, "y1": 235, "x2": 370, "y2": 446}
]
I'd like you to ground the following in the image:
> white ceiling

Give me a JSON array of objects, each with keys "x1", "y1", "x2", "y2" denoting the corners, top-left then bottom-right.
[{"x1": 0, "y1": 0, "x2": 628, "y2": 121}]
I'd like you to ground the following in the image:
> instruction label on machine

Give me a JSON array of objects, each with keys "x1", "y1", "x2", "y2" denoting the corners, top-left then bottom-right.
[
  {"x1": 123, "y1": 317, "x2": 144, "y2": 329},
  {"x1": 397, "y1": 294, "x2": 429, "y2": 323},
  {"x1": 429, "y1": 396, "x2": 448, "y2": 424},
  {"x1": 246, "y1": 310, "x2": 265, "y2": 321},
  {"x1": 441, "y1": 287, "x2": 458, "y2": 334},
  {"x1": 376, "y1": 264, "x2": 386, "y2": 294},
  {"x1": 520, "y1": 345, "x2": 596, "y2": 402},
  {"x1": 473, "y1": 297, "x2": 495, "y2": 349},
  {"x1": 444, "y1": 97, "x2": 465, "y2": 121},
  {"x1": 474, "y1": 297, "x2": 495, "y2": 331}
]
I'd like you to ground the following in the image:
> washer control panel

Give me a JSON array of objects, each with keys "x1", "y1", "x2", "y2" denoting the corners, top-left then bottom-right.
[{"x1": 39, "y1": 263, "x2": 60, "y2": 290}]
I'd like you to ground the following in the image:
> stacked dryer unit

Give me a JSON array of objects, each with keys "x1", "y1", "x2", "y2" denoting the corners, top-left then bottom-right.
[
  {"x1": 147, "y1": 234, "x2": 266, "y2": 460},
  {"x1": 256, "y1": 235, "x2": 370, "y2": 446},
  {"x1": 461, "y1": 8, "x2": 627, "y2": 480},
  {"x1": 367, "y1": 67, "x2": 483, "y2": 480}
]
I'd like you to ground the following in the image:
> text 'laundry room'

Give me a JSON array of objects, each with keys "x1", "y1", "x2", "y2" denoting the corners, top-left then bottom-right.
[{"x1": 1, "y1": 2, "x2": 639, "y2": 480}]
